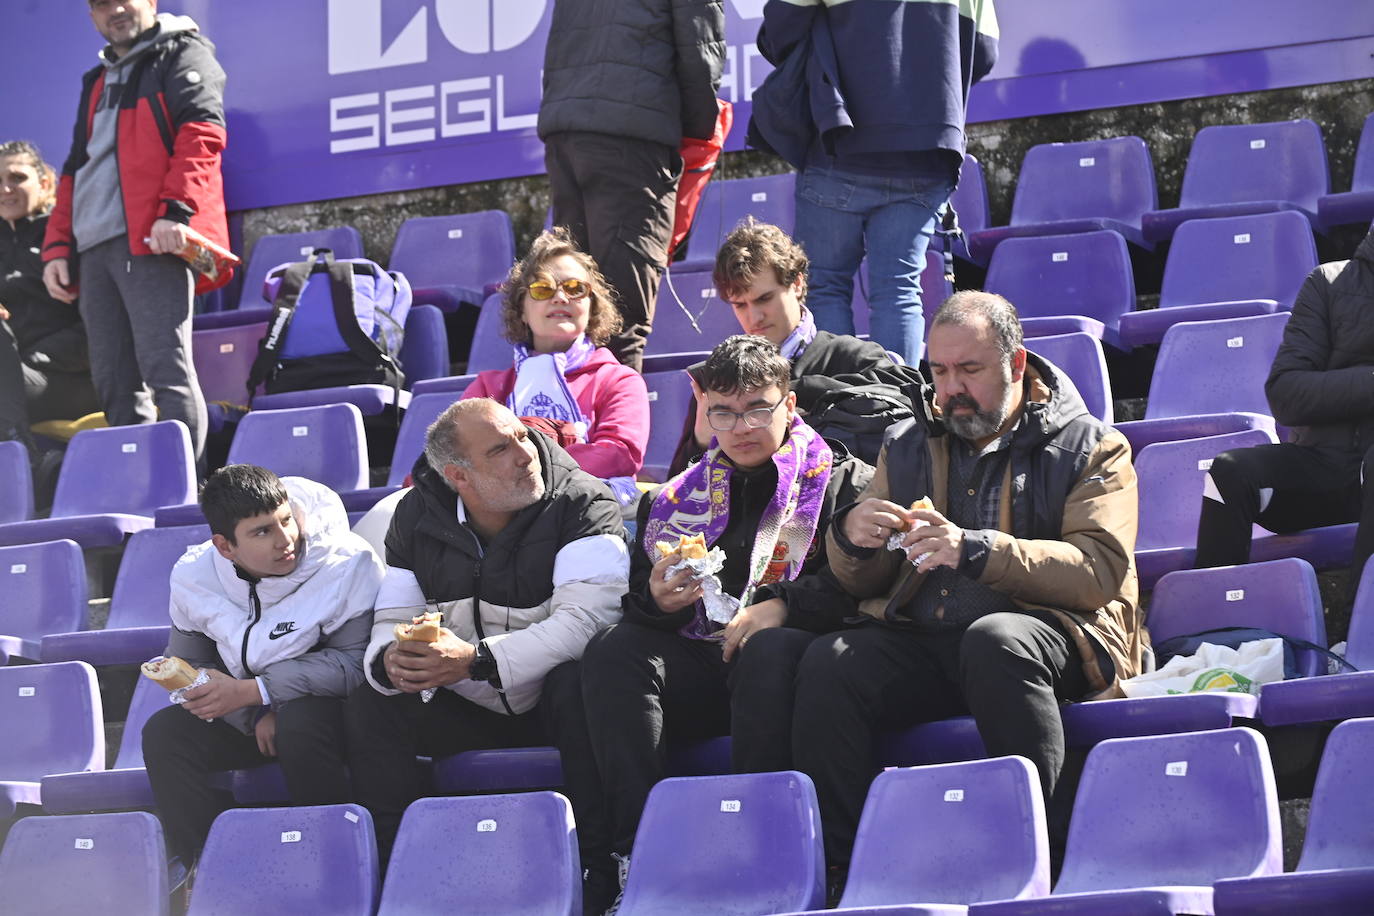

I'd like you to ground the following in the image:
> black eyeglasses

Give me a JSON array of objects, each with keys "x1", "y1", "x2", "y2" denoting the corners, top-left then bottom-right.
[
  {"x1": 705, "y1": 397, "x2": 786, "y2": 432},
  {"x1": 527, "y1": 278, "x2": 590, "y2": 301}
]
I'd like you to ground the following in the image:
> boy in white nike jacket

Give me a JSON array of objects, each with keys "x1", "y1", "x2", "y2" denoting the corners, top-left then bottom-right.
[{"x1": 142, "y1": 465, "x2": 384, "y2": 866}]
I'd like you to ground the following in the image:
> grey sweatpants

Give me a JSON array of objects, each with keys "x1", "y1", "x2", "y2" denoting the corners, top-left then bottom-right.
[{"x1": 77, "y1": 236, "x2": 206, "y2": 459}]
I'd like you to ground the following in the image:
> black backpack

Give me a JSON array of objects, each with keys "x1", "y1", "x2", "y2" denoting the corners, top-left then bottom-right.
[{"x1": 804, "y1": 382, "x2": 918, "y2": 466}]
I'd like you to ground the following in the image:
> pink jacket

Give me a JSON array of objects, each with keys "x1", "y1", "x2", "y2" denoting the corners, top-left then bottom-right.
[{"x1": 463, "y1": 347, "x2": 649, "y2": 480}]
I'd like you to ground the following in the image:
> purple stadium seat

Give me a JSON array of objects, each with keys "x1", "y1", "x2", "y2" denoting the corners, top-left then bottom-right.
[
  {"x1": 188, "y1": 804, "x2": 378, "y2": 916},
  {"x1": 1113, "y1": 412, "x2": 1276, "y2": 457},
  {"x1": 432, "y1": 747, "x2": 564, "y2": 794},
  {"x1": 251, "y1": 384, "x2": 411, "y2": 417},
  {"x1": 1259, "y1": 559, "x2": 1374, "y2": 727},
  {"x1": 678, "y1": 173, "x2": 796, "y2": 272},
  {"x1": 0, "y1": 441, "x2": 33, "y2": 524},
  {"x1": 1317, "y1": 112, "x2": 1374, "y2": 229},
  {"x1": 466, "y1": 292, "x2": 511, "y2": 372},
  {"x1": 1133, "y1": 428, "x2": 1279, "y2": 584},
  {"x1": 938, "y1": 154, "x2": 990, "y2": 264},
  {"x1": 1141, "y1": 119, "x2": 1330, "y2": 243},
  {"x1": 1214, "y1": 717, "x2": 1374, "y2": 914},
  {"x1": 965, "y1": 137, "x2": 1157, "y2": 265},
  {"x1": 340, "y1": 392, "x2": 457, "y2": 512},
  {"x1": 228, "y1": 404, "x2": 369, "y2": 492},
  {"x1": 41, "y1": 675, "x2": 165, "y2": 814},
  {"x1": 0, "y1": 811, "x2": 168, "y2": 915},
  {"x1": 646, "y1": 269, "x2": 740, "y2": 358},
  {"x1": 193, "y1": 321, "x2": 265, "y2": 409},
  {"x1": 986, "y1": 230, "x2": 1135, "y2": 350},
  {"x1": 1118, "y1": 211, "x2": 1316, "y2": 347},
  {"x1": 237, "y1": 226, "x2": 364, "y2": 311},
  {"x1": 617, "y1": 771, "x2": 825, "y2": 916},
  {"x1": 0, "y1": 421, "x2": 195, "y2": 549},
  {"x1": 640, "y1": 370, "x2": 693, "y2": 483},
  {"x1": 40, "y1": 525, "x2": 208, "y2": 666},
  {"x1": 0, "y1": 540, "x2": 85, "y2": 664},
  {"x1": 389, "y1": 211, "x2": 515, "y2": 313},
  {"x1": 410, "y1": 373, "x2": 476, "y2": 398},
  {"x1": 378, "y1": 792, "x2": 579, "y2": 916},
  {"x1": 970, "y1": 728, "x2": 1281, "y2": 916},
  {"x1": 1024, "y1": 333, "x2": 1112, "y2": 424},
  {"x1": 192, "y1": 305, "x2": 272, "y2": 332},
  {"x1": 395, "y1": 304, "x2": 449, "y2": 387},
  {"x1": 642, "y1": 351, "x2": 713, "y2": 374},
  {"x1": 0, "y1": 661, "x2": 104, "y2": 817}
]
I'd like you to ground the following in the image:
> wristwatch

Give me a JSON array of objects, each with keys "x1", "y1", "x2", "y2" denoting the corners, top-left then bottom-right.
[{"x1": 469, "y1": 642, "x2": 501, "y2": 687}]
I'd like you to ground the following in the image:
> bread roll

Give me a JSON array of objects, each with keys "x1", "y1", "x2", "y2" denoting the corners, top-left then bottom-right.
[
  {"x1": 394, "y1": 611, "x2": 443, "y2": 643},
  {"x1": 141, "y1": 655, "x2": 200, "y2": 691}
]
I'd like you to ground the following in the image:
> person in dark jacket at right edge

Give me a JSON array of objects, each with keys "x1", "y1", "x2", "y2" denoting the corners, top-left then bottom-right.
[{"x1": 1196, "y1": 223, "x2": 1374, "y2": 595}]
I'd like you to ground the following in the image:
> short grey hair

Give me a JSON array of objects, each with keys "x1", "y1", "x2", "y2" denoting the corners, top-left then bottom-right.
[
  {"x1": 423, "y1": 398, "x2": 504, "y2": 475},
  {"x1": 930, "y1": 290, "x2": 1024, "y2": 364}
]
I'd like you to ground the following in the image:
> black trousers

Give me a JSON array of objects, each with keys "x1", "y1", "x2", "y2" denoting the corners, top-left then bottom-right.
[
  {"x1": 344, "y1": 664, "x2": 607, "y2": 867},
  {"x1": 791, "y1": 612, "x2": 1089, "y2": 867},
  {"x1": 1196, "y1": 442, "x2": 1373, "y2": 588},
  {"x1": 580, "y1": 622, "x2": 818, "y2": 855},
  {"x1": 544, "y1": 131, "x2": 680, "y2": 372},
  {"x1": 0, "y1": 320, "x2": 98, "y2": 446},
  {"x1": 142, "y1": 696, "x2": 350, "y2": 863}
]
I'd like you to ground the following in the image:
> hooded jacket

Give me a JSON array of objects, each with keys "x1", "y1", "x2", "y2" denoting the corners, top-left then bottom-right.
[
  {"x1": 166, "y1": 477, "x2": 385, "y2": 734},
  {"x1": 364, "y1": 431, "x2": 630, "y2": 714},
  {"x1": 0, "y1": 213, "x2": 88, "y2": 374},
  {"x1": 44, "y1": 14, "x2": 230, "y2": 294},
  {"x1": 826, "y1": 352, "x2": 1147, "y2": 698}
]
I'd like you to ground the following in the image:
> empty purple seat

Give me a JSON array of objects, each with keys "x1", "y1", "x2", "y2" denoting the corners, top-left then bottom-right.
[
  {"x1": 340, "y1": 391, "x2": 458, "y2": 512},
  {"x1": 193, "y1": 305, "x2": 272, "y2": 332},
  {"x1": 646, "y1": 270, "x2": 740, "y2": 358},
  {"x1": 1214, "y1": 717, "x2": 1374, "y2": 914},
  {"x1": 40, "y1": 525, "x2": 209, "y2": 666},
  {"x1": 389, "y1": 211, "x2": 515, "y2": 313},
  {"x1": 965, "y1": 137, "x2": 1157, "y2": 265},
  {"x1": 678, "y1": 173, "x2": 796, "y2": 272},
  {"x1": 378, "y1": 792, "x2": 579, "y2": 915},
  {"x1": 230, "y1": 404, "x2": 369, "y2": 492},
  {"x1": 938, "y1": 154, "x2": 990, "y2": 264},
  {"x1": 0, "y1": 811, "x2": 168, "y2": 915},
  {"x1": 1316, "y1": 112, "x2": 1374, "y2": 229},
  {"x1": 0, "y1": 540, "x2": 86, "y2": 664},
  {"x1": 193, "y1": 320, "x2": 265, "y2": 409},
  {"x1": 1114, "y1": 412, "x2": 1276, "y2": 457},
  {"x1": 237, "y1": 226, "x2": 364, "y2": 310},
  {"x1": 971, "y1": 727, "x2": 1281, "y2": 916},
  {"x1": 1134, "y1": 429, "x2": 1279, "y2": 584},
  {"x1": 0, "y1": 441, "x2": 33, "y2": 524},
  {"x1": 395, "y1": 304, "x2": 448, "y2": 387},
  {"x1": 1025, "y1": 333, "x2": 1112, "y2": 424},
  {"x1": 250, "y1": 383, "x2": 411, "y2": 417},
  {"x1": 1142, "y1": 119, "x2": 1330, "y2": 243},
  {"x1": 1118, "y1": 211, "x2": 1316, "y2": 347},
  {"x1": 640, "y1": 370, "x2": 693, "y2": 483},
  {"x1": 410, "y1": 373, "x2": 476, "y2": 398},
  {"x1": 431, "y1": 747, "x2": 564, "y2": 794},
  {"x1": 617, "y1": 771, "x2": 825, "y2": 916},
  {"x1": 0, "y1": 661, "x2": 104, "y2": 817},
  {"x1": 985, "y1": 230, "x2": 1135, "y2": 350},
  {"x1": 466, "y1": 292, "x2": 511, "y2": 372},
  {"x1": 188, "y1": 804, "x2": 378, "y2": 916},
  {"x1": 41, "y1": 675, "x2": 165, "y2": 814},
  {"x1": 0, "y1": 421, "x2": 195, "y2": 549}
]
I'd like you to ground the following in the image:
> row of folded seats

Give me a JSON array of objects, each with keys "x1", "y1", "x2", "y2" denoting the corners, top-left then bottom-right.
[{"x1": 4, "y1": 720, "x2": 1372, "y2": 914}]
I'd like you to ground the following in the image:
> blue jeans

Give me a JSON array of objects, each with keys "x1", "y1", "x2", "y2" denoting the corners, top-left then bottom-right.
[{"x1": 793, "y1": 165, "x2": 955, "y2": 364}]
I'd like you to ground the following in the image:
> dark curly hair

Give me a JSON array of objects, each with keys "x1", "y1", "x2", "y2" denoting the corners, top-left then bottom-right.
[
  {"x1": 712, "y1": 217, "x2": 809, "y2": 303},
  {"x1": 499, "y1": 227, "x2": 622, "y2": 348}
]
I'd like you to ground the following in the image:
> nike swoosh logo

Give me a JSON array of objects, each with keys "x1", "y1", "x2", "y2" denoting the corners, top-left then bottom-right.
[{"x1": 268, "y1": 625, "x2": 299, "y2": 640}]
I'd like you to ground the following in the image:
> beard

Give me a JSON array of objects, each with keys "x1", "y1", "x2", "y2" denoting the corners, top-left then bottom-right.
[
  {"x1": 942, "y1": 379, "x2": 1016, "y2": 442},
  {"x1": 468, "y1": 462, "x2": 546, "y2": 513}
]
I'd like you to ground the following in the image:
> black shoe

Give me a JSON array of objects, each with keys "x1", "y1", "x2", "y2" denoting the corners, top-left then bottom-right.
[{"x1": 825, "y1": 864, "x2": 848, "y2": 908}]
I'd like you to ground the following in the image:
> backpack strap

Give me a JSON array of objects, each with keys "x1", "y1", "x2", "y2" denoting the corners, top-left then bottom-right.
[
  {"x1": 324, "y1": 256, "x2": 405, "y2": 423},
  {"x1": 246, "y1": 248, "x2": 322, "y2": 406}
]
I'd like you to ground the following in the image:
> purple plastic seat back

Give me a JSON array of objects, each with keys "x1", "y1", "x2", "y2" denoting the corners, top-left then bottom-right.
[
  {"x1": 1009, "y1": 137, "x2": 1157, "y2": 229},
  {"x1": 985, "y1": 230, "x2": 1135, "y2": 333},
  {"x1": 1299, "y1": 717, "x2": 1374, "y2": 871},
  {"x1": 0, "y1": 811, "x2": 168, "y2": 915},
  {"x1": 0, "y1": 441, "x2": 33, "y2": 524},
  {"x1": 951, "y1": 154, "x2": 989, "y2": 234},
  {"x1": 385, "y1": 392, "x2": 457, "y2": 488},
  {"x1": 1134, "y1": 428, "x2": 1277, "y2": 552},
  {"x1": 238, "y1": 226, "x2": 363, "y2": 310},
  {"x1": 121, "y1": 677, "x2": 173, "y2": 769},
  {"x1": 107, "y1": 525, "x2": 209, "y2": 630},
  {"x1": 227, "y1": 404, "x2": 369, "y2": 492},
  {"x1": 193, "y1": 321, "x2": 266, "y2": 407},
  {"x1": 618, "y1": 771, "x2": 825, "y2": 916},
  {"x1": 1056, "y1": 727, "x2": 1280, "y2": 895},
  {"x1": 646, "y1": 270, "x2": 740, "y2": 358},
  {"x1": 390, "y1": 211, "x2": 515, "y2": 312},
  {"x1": 52, "y1": 421, "x2": 196, "y2": 519},
  {"x1": 396, "y1": 304, "x2": 449, "y2": 386},
  {"x1": 640, "y1": 370, "x2": 693, "y2": 483},
  {"x1": 1145, "y1": 312, "x2": 1289, "y2": 421},
  {"x1": 840, "y1": 756, "x2": 1049, "y2": 908},
  {"x1": 466, "y1": 292, "x2": 511, "y2": 372},
  {"x1": 1159, "y1": 211, "x2": 1317, "y2": 312},
  {"x1": 0, "y1": 540, "x2": 86, "y2": 650},
  {"x1": 1149, "y1": 558, "x2": 1328, "y2": 678},
  {"x1": 1350, "y1": 112, "x2": 1374, "y2": 193},
  {"x1": 1178, "y1": 120, "x2": 1329, "y2": 215},
  {"x1": 189, "y1": 804, "x2": 378, "y2": 916},
  {"x1": 378, "y1": 792, "x2": 578, "y2": 916},
  {"x1": 681, "y1": 173, "x2": 796, "y2": 268},
  {"x1": 1345, "y1": 562, "x2": 1374, "y2": 671},
  {"x1": 0, "y1": 661, "x2": 103, "y2": 781},
  {"x1": 1026, "y1": 333, "x2": 1112, "y2": 423}
]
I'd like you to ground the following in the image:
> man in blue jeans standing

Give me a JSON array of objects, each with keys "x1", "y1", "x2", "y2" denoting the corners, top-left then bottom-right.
[{"x1": 757, "y1": 0, "x2": 999, "y2": 366}]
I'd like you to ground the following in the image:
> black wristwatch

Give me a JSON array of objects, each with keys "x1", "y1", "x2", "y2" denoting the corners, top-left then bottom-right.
[{"x1": 469, "y1": 642, "x2": 501, "y2": 687}]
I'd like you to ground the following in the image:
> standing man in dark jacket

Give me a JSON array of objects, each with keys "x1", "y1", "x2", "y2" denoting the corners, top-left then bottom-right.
[
  {"x1": 1197, "y1": 224, "x2": 1374, "y2": 591},
  {"x1": 538, "y1": 0, "x2": 726, "y2": 371},
  {"x1": 755, "y1": 0, "x2": 998, "y2": 365},
  {"x1": 42, "y1": 0, "x2": 231, "y2": 463}
]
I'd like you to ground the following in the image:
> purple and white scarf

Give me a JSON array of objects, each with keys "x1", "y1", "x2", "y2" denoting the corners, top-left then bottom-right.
[
  {"x1": 643, "y1": 414, "x2": 833, "y2": 638},
  {"x1": 778, "y1": 306, "x2": 817, "y2": 361}
]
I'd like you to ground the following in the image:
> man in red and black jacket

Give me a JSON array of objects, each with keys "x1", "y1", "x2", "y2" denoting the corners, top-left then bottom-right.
[{"x1": 42, "y1": 0, "x2": 229, "y2": 462}]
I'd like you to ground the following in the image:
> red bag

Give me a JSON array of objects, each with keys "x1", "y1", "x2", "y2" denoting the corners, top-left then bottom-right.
[{"x1": 668, "y1": 99, "x2": 734, "y2": 261}]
